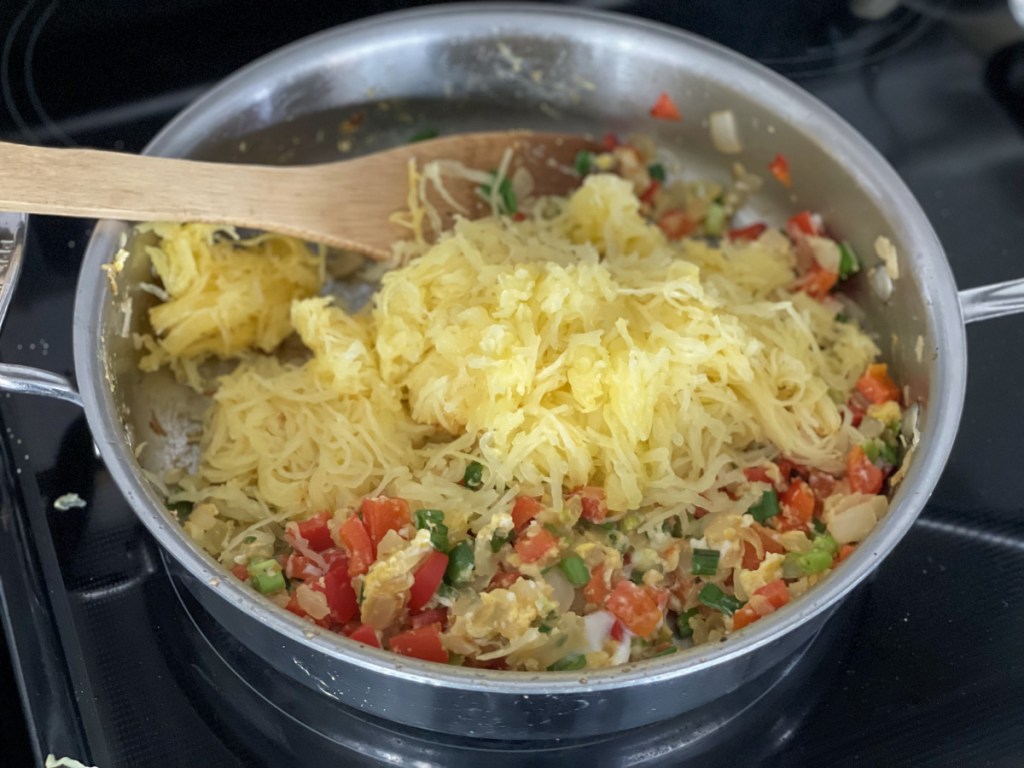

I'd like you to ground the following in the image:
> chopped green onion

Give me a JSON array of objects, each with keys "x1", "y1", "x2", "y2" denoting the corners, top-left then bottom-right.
[
  {"x1": 462, "y1": 461, "x2": 484, "y2": 490},
  {"x1": 836, "y1": 311, "x2": 850, "y2": 323},
  {"x1": 785, "y1": 547, "x2": 833, "y2": 576},
  {"x1": 247, "y1": 558, "x2": 285, "y2": 595},
  {"x1": 811, "y1": 517, "x2": 827, "y2": 536},
  {"x1": 648, "y1": 162, "x2": 666, "y2": 182},
  {"x1": 444, "y1": 541, "x2": 475, "y2": 586},
  {"x1": 547, "y1": 653, "x2": 586, "y2": 671},
  {"x1": 490, "y1": 530, "x2": 515, "y2": 553},
  {"x1": 748, "y1": 489, "x2": 780, "y2": 524},
  {"x1": 676, "y1": 607, "x2": 698, "y2": 639},
  {"x1": 704, "y1": 202, "x2": 727, "y2": 236},
  {"x1": 538, "y1": 623, "x2": 553, "y2": 634},
  {"x1": 862, "y1": 440, "x2": 881, "y2": 462},
  {"x1": 408, "y1": 127, "x2": 438, "y2": 143},
  {"x1": 479, "y1": 175, "x2": 517, "y2": 215},
  {"x1": 574, "y1": 150, "x2": 594, "y2": 176},
  {"x1": 585, "y1": 520, "x2": 616, "y2": 532},
  {"x1": 629, "y1": 570, "x2": 646, "y2": 585},
  {"x1": 814, "y1": 532, "x2": 839, "y2": 558},
  {"x1": 557, "y1": 554, "x2": 590, "y2": 587},
  {"x1": 651, "y1": 645, "x2": 678, "y2": 658},
  {"x1": 166, "y1": 500, "x2": 193, "y2": 517},
  {"x1": 879, "y1": 441, "x2": 900, "y2": 467},
  {"x1": 838, "y1": 241, "x2": 861, "y2": 280},
  {"x1": 698, "y1": 583, "x2": 743, "y2": 616},
  {"x1": 691, "y1": 548, "x2": 720, "y2": 576},
  {"x1": 437, "y1": 583, "x2": 459, "y2": 600},
  {"x1": 414, "y1": 508, "x2": 450, "y2": 551}
]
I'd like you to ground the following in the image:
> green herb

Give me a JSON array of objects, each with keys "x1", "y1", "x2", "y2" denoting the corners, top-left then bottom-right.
[
  {"x1": 445, "y1": 541, "x2": 475, "y2": 586},
  {"x1": 247, "y1": 558, "x2": 285, "y2": 595},
  {"x1": 676, "y1": 607, "x2": 699, "y2": 639},
  {"x1": 691, "y1": 548, "x2": 720, "y2": 576},
  {"x1": 490, "y1": 530, "x2": 515, "y2": 553},
  {"x1": 811, "y1": 518, "x2": 827, "y2": 536},
  {"x1": 462, "y1": 461, "x2": 484, "y2": 491},
  {"x1": 629, "y1": 570, "x2": 646, "y2": 585},
  {"x1": 698, "y1": 583, "x2": 743, "y2": 616},
  {"x1": 547, "y1": 654, "x2": 587, "y2": 671},
  {"x1": 648, "y1": 162, "x2": 666, "y2": 182},
  {"x1": 704, "y1": 202, "x2": 727, "y2": 236},
  {"x1": 748, "y1": 489, "x2": 780, "y2": 524},
  {"x1": 479, "y1": 174, "x2": 518, "y2": 215},
  {"x1": 557, "y1": 554, "x2": 590, "y2": 587},
  {"x1": 166, "y1": 500, "x2": 193, "y2": 517},
  {"x1": 538, "y1": 623, "x2": 553, "y2": 634},
  {"x1": 242, "y1": 535, "x2": 256, "y2": 544},
  {"x1": 838, "y1": 241, "x2": 861, "y2": 280},
  {"x1": 574, "y1": 150, "x2": 594, "y2": 176},
  {"x1": 414, "y1": 508, "x2": 450, "y2": 551},
  {"x1": 408, "y1": 127, "x2": 439, "y2": 143}
]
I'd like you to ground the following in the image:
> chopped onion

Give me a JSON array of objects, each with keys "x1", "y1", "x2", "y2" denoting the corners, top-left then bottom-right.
[
  {"x1": 295, "y1": 584, "x2": 330, "y2": 620},
  {"x1": 807, "y1": 235, "x2": 841, "y2": 274},
  {"x1": 285, "y1": 523, "x2": 329, "y2": 572},
  {"x1": 859, "y1": 416, "x2": 885, "y2": 439},
  {"x1": 826, "y1": 495, "x2": 888, "y2": 544},
  {"x1": 544, "y1": 567, "x2": 576, "y2": 613},
  {"x1": 611, "y1": 632, "x2": 633, "y2": 665},
  {"x1": 710, "y1": 110, "x2": 743, "y2": 155},
  {"x1": 583, "y1": 610, "x2": 616, "y2": 652}
]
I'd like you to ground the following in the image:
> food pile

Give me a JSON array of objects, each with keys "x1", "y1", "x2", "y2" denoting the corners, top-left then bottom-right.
[{"x1": 136, "y1": 136, "x2": 906, "y2": 670}]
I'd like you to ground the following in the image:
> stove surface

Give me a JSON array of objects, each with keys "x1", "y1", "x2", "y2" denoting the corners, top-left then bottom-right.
[{"x1": 1, "y1": 2, "x2": 1023, "y2": 767}]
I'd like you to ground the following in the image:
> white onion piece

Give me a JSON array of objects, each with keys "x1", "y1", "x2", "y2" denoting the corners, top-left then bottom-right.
[
  {"x1": 285, "y1": 524, "x2": 328, "y2": 572},
  {"x1": 870, "y1": 266, "x2": 894, "y2": 301},
  {"x1": 611, "y1": 632, "x2": 634, "y2": 665},
  {"x1": 583, "y1": 610, "x2": 616, "y2": 652},
  {"x1": 511, "y1": 166, "x2": 535, "y2": 201},
  {"x1": 807, "y1": 235, "x2": 841, "y2": 274},
  {"x1": 295, "y1": 584, "x2": 330, "y2": 620},
  {"x1": 544, "y1": 567, "x2": 576, "y2": 613},
  {"x1": 859, "y1": 416, "x2": 885, "y2": 439},
  {"x1": 826, "y1": 496, "x2": 888, "y2": 544},
  {"x1": 710, "y1": 110, "x2": 743, "y2": 154}
]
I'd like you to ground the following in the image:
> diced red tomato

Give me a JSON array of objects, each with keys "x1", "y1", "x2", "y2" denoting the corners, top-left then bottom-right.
[
  {"x1": 808, "y1": 470, "x2": 836, "y2": 514},
  {"x1": 732, "y1": 579, "x2": 791, "y2": 630},
  {"x1": 339, "y1": 515, "x2": 375, "y2": 576},
  {"x1": 231, "y1": 563, "x2": 249, "y2": 581},
  {"x1": 855, "y1": 363, "x2": 901, "y2": 405},
  {"x1": 321, "y1": 547, "x2": 348, "y2": 571},
  {"x1": 285, "y1": 553, "x2": 323, "y2": 582},
  {"x1": 514, "y1": 525, "x2": 558, "y2": 564},
  {"x1": 408, "y1": 549, "x2": 449, "y2": 613},
  {"x1": 360, "y1": 496, "x2": 411, "y2": 552},
  {"x1": 787, "y1": 210, "x2": 819, "y2": 239},
  {"x1": 743, "y1": 465, "x2": 773, "y2": 484},
  {"x1": 512, "y1": 211, "x2": 527, "y2": 222},
  {"x1": 649, "y1": 91, "x2": 682, "y2": 121},
  {"x1": 583, "y1": 565, "x2": 610, "y2": 605},
  {"x1": 512, "y1": 496, "x2": 543, "y2": 532},
  {"x1": 639, "y1": 180, "x2": 661, "y2": 205},
  {"x1": 294, "y1": 511, "x2": 334, "y2": 552},
  {"x1": 324, "y1": 565, "x2": 358, "y2": 624},
  {"x1": 847, "y1": 392, "x2": 869, "y2": 428},
  {"x1": 573, "y1": 486, "x2": 608, "y2": 524},
  {"x1": 692, "y1": 506, "x2": 710, "y2": 519},
  {"x1": 348, "y1": 623, "x2": 381, "y2": 648},
  {"x1": 602, "y1": 132, "x2": 619, "y2": 151},
  {"x1": 847, "y1": 445, "x2": 885, "y2": 495},
  {"x1": 610, "y1": 620, "x2": 625, "y2": 642},
  {"x1": 606, "y1": 580, "x2": 664, "y2": 639},
  {"x1": 388, "y1": 623, "x2": 448, "y2": 664},
  {"x1": 769, "y1": 154, "x2": 792, "y2": 187},
  {"x1": 658, "y1": 209, "x2": 697, "y2": 240},
  {"x1": 837, "y1": 544, "x2": 856, "y2": 563},
  {"x1": 488, "y1": 569, "x2": 521, "y2": 590},
  {"x1": 778, "y1": 479, "x2": 815, "y2": 531},
  {"x1": 795, "y1": 262, "x2": 839, "y2": 299},
  {"x1": 410, "y1": 607, "x2": 449, "y2": 629},
  {"x1": 728, "y1": 222, "x2": 768, "y2": 242}
]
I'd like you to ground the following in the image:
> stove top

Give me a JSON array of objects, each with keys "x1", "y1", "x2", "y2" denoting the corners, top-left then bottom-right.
[{"x1": 2, "y1": 2, "x2": 1024, "y2": 767}]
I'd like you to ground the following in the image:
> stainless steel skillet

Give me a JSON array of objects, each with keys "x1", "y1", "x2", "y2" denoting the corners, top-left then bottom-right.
[{"x1": 0, "y1": 3, "x2": 1023, "y2": 741}]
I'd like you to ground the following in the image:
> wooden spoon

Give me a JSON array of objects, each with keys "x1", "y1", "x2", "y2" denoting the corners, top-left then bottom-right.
[{"x1": 0, "y1": 132, "x2": 600, "y2": 260}]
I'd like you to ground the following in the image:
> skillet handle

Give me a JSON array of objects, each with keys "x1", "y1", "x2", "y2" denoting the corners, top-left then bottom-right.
[
  {"x1": 960, "y1": 278, "x2": 1024, "y2": 324},
  {"x1": 0, "y1": 213, "x2": 82, "y2": 407}
]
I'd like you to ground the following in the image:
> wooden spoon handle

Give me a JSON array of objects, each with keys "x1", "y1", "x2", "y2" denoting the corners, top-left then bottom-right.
[{"x1": 0, "y1": 141, "x2": 287, "y2": 226}]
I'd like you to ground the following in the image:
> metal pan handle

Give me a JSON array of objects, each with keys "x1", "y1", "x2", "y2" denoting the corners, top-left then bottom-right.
[
  {"x1": 959, "y1": 278, "x2": 1024, "y2": 324},
  {"x1": 0, "y1": 214, "x2": 82, "y2": 407}
]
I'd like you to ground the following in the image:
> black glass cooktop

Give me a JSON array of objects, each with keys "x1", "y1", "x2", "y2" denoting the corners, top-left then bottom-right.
[{"x1": 2, "y1": 2, "x2": 1024, "y2": 767}]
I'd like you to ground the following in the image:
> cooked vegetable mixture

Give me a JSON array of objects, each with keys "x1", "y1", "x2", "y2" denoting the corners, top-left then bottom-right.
[{"x1": 139, "y1": 136, "x2": 907, "y2": 671}]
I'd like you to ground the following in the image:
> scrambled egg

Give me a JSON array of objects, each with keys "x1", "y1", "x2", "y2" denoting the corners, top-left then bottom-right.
[
  {"x1": 443, "y1": 577, "x2": 557, "y2": 658},
  {"x1": 736, "y1": 553, "x2": 785, "y2": 601},
  {"x1": 360, "y1": 528, "x2": 433, "y2": 629}
]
